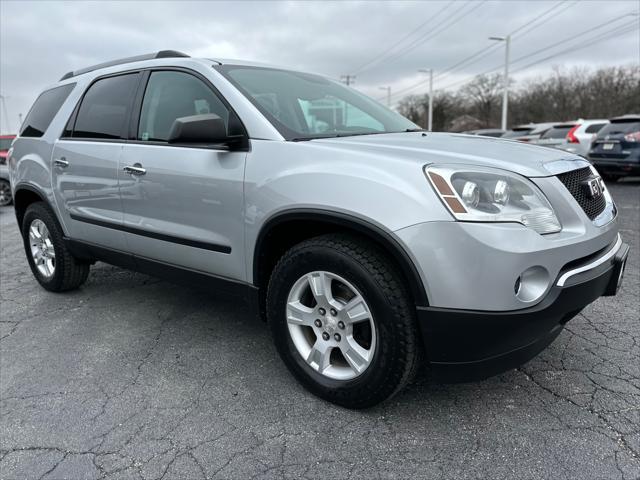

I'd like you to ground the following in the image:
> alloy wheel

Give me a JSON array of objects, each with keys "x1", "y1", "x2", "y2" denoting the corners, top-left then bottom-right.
[{"x1": 286, "y1": 271, "x2": 376, "y2": 380}]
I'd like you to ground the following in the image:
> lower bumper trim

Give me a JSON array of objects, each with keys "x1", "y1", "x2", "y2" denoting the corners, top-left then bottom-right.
[{"x1": 417, "y1": 244, "x2": 628, "y2": 381}]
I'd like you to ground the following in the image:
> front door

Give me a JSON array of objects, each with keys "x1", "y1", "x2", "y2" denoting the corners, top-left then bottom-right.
[
  {"x1": 118, "y1": 70, "x2": 247, "y2": 281},
  {"x1": 52, "y1": 72, "x2": 140, "y2": 251}
]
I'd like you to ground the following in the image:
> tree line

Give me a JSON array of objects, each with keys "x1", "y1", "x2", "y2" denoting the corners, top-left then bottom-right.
[{"x1": 396, "y1": 65, "x2": 640, "y2": 131}]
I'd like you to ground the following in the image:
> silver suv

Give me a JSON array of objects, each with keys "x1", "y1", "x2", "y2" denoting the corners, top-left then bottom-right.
[{"x1": 9, "y1": 51, "x2": 628, "y2": 408}]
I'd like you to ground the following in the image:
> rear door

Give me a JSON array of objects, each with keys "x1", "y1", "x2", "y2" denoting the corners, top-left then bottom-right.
[
  {"x1": 52, "y1": 72, "x2": 140, "y2": 250},
  {"x1": 118, "y1": 69, "x2": 247, "y2": 281}
]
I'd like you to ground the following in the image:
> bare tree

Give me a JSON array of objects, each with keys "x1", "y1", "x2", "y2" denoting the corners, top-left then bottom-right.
[{"x1": 459, "y1": 74, "x2": 503, "y2": 127}]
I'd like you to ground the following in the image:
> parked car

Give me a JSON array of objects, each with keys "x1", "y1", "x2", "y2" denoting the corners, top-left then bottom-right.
[
  {"x1": 535, "y1": 119, "x2": 609, "y2": 157},
  {"x1": 503, "y1": 123, "x2": 559, "y2": 143},
  {"x1": 0, "y1": 163, "x2": 11, "y2": 206},
  {"x1": 462, "y1": 128, "x2": 506, "y2": 138},
  {"x1": 9, "y1": 51, "x2": 628, "y2": 408},
  {"x1": 588, "y1": 115, "x2": 640, "y2": 181},
  {"x1": 0, "y1": 134, "x2": 15, "y2": 163},
  {"x1": 0, "y1": 134, "x2": 15, "y2": 206}
]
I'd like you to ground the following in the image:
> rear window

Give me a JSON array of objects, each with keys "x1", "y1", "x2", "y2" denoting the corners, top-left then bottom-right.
[
  {"x1": 585, "y1": 123, "x2": 606, "y2": 134},
  {"x1": 502, "y1": 128, "x2": 532, "y2": 138},
  {"x1": 541, "y1": 126, "x2": 573, "y2": 139},
  {"x1": 72, "y1": 73, "x2": 139, "y2": 139},
  {"x1": 20, "y1": 84, "x2": 75, "y2": 137},
  {"x1": 596, "y1": 121, "x2": 640, "y2": 138}
]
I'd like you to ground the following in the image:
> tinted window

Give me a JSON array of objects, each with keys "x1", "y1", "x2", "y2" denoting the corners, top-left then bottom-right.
[
  {"x1": 73, "y1": 74, "x2": 138, "y2": 139},
  {"x1": 0, "y1": 138, "x2": 13, "y2": 150},
  {"x1": 502, "y1": 129, "x2": 532, "y2": 138},
  {"x1": 585, "y1": 123, "x2": 606, "y2": 134},
  {"x1": 541, "y1": 126, "x2": 573, "y2": 139},
  {"x1": 138, "y1": 71, "x2": 230, "y2": 142},
  {"x1": 20, "y1": 84, "x2": 75, "y2": 137},
  {"x1": 596, "y1": 121, "x2": 640, "y2": 138},
  {"x1": 216, "y1": 65, "x2": 416, "y2": 140}
]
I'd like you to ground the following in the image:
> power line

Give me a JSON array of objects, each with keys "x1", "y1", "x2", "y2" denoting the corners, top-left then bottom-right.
[
  {"x1": 380, "y1": 0, "x2": 574, "y2": 101},
  {"x1": 434, "y1": 13, "x2": 638, "y2": 92},
  {"x1": 383, "y1": 0, "x2": 487, "y2": 68},
  {"x1": 510, "y1": 21, "x2": 639, "y2": 74},
  {"x1": 352, "y1": 1, "x2": 456, "y2": 75}
]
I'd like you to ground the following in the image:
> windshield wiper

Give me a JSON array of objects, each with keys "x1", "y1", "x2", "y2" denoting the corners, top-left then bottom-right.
[{"x1": 404, "y1": 128, "x2": 426, "y2": 132}]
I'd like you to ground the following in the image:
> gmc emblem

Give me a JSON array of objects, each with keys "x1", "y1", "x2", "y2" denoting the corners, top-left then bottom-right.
[{"x1": 583, "y1": 177, "x2": 605, "y2": 199}]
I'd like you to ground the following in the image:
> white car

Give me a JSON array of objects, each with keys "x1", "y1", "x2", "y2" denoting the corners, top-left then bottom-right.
[{"x1": 536, "y1": 119, "x2": 609, "y2": 157}]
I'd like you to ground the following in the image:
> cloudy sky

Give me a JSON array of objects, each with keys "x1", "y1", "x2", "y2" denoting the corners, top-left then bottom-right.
[{"x1": 1, "y1": 0, "x2": 638, "y2": 133}]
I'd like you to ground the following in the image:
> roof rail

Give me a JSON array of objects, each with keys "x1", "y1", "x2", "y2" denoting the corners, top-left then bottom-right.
[{"x1": 59, "y1": 50, "x2": 190, "y2": 81}]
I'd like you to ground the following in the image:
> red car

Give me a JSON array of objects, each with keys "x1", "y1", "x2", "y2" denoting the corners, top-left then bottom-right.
[{"x1": 0, "y1": 134, "x2": 15, "y2": 206}]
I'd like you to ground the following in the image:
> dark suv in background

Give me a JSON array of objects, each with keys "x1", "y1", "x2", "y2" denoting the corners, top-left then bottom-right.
[{"x1": 589, "y1": 115, "x2": 640, "y2": 181}]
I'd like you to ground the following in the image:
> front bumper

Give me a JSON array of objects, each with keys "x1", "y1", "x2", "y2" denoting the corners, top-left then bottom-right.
[{"x1": 418, "y1": 237, "x2": 629, "y2": 381}]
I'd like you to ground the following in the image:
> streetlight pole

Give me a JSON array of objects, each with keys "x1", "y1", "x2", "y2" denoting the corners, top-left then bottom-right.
[
  {"x1": 489, "y1": 35, "x2": 511, "y2": 131},
  {"x1": 379, "y1": 86, "x2": 391, "y2": 108},
  {"x1": 418, "y1": 69, "x2": 433, "y2": 131}
]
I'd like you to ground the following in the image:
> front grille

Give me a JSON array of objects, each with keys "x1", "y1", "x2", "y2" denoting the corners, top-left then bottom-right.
[{"x1": 556, "y1": 167, "x2": 607, "y2": 220}]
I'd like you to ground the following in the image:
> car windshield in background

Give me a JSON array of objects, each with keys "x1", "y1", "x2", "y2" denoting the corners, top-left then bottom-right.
[
  {"x1": 541, "y1": 126, "x2": 574, "y2": 139},
  {"x1": 0, "y1": 139, "x2": 13, "y2": 150},
  {"x1": 215, "y1": 65, "x2": 418, "y2": 140},
  {"x1": 502, "y1": 129, "x2": 533, "y2": 138},
  {"x1": 596, "y1": 121, "x2": 640, "y2": 138}
]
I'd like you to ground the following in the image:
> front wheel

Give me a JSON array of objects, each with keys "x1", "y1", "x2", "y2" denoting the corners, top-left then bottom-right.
[{"x1": 266, "y1": 234, "x2": 420, "y2": 409}]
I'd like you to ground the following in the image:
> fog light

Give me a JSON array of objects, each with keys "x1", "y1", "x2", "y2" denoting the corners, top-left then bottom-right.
[
  {"x1": 515, "y1": 266, "x2": 550, "y2": 303},
  {"x1": 461, "y1": 181, "x2": 479, "y2": 207}
]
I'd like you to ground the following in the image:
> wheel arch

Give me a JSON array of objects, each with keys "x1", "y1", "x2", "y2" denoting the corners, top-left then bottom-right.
[
  {"x1": 13, "y1": 183, "x2": 55, "y2": 234},
  {"x1": 253, "y1": 209, "x2": 429, "y2": 310}
]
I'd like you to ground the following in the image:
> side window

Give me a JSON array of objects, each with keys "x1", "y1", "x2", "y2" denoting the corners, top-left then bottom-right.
[
  {"x1": 72, "y1": 74, "x2": 139, "y2": 139},
  {"x1": 138, "y1": 71, "x2": 230, "y2": 142},
  {"x1": 20, "y1": 83, "x2": 76, "y2": 138}
]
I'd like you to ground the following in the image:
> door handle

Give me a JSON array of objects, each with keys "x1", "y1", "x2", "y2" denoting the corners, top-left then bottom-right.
[
  {"x1": 123, "y1": 164, "x2": 146, "y2": 176},
  {"x1": 54, "y1": 158, "x2": 69, "y2": 168}
]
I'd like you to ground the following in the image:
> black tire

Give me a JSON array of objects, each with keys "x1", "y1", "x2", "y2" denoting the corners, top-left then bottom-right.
[
  {"x1": 266, "y1": 233, "x2": 421, "y2": 409},
  {"x1": 21, "y1": 202, "x2": 90, "y2": 292},
  {"x1": 0, "y1": 179, "x2": 12, "y2": 206}
]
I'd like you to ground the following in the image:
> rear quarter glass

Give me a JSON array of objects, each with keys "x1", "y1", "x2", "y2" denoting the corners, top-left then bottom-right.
[{"x1": 20, "y1": 83, "x2": 76, "y2": 137}]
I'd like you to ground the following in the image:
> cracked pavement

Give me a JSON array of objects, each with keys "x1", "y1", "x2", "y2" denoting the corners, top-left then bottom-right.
[{"x1": 1, "y1": 181, "x2": 638, "y2": 480}]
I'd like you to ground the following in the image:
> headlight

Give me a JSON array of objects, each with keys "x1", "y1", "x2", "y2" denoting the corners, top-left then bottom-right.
[{"x1": 425, "y1": 165, "x2": 561, "y2": 234}]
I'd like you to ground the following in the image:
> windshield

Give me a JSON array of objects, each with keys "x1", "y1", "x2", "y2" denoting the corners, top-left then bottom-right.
[
  {"x1": 502, "y1": 129, "x2": 532, "y2": 138},
  {"x1": 0, "y1": 138, "x2": 13, "y2": 150},
  {"x1": 215, "y1": 65, "x2": 418, "y2": 140}
]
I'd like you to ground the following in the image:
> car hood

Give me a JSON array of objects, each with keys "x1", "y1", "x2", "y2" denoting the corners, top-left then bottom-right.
[{"x1": 310, "y1": 132, "x2": 586, "y2": 177}]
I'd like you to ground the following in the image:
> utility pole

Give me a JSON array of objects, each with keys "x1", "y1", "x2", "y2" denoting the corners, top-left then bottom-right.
[
  {"x1": 0, "y1": 95, "x2": 11, "y2": 135},
  {"x1": 340, "y1": 75, "x2": 356, "y2": 86},
  {"x1": 489, "y1": 35, "x2": 511, "y2": 131},
  {"x1": 418, "y1": 69, "x2": 434, "y2": 131},
  {"x1": 379, "y1": 86, "x2": 391, "y2": 108}
]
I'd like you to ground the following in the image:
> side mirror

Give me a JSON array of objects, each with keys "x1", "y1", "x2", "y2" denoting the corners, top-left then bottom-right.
[{"x1": 167, "y1": 114, "x2": 228, "y2": 145}]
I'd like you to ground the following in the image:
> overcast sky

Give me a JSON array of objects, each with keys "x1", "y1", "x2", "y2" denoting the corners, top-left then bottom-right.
[{"x1": 1, "y1": 0, "x2": 638, "y2": 133}]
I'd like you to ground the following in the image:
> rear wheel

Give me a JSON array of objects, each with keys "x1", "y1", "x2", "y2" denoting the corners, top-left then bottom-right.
[
  {"x1": 22, "y1": 202, "x2": 90, "y2": 292},
  {"x1": 266, "y1": 233, "x2": 420, "y2": 409},
  {"x1": 0, "y1": 179, "x2": 12, "y2": 206}
]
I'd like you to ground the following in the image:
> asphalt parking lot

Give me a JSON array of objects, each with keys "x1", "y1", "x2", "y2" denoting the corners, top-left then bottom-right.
[{"x1": 0, "y1": 181, "x2": 638, "y2": 480}]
